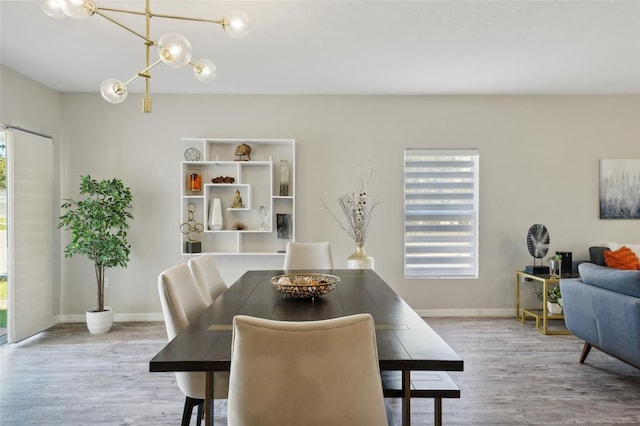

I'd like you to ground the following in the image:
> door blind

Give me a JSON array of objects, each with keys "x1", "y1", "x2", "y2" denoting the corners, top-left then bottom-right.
[{"x1": 6, "y1": 127, "x2": 54, "y2": 342}]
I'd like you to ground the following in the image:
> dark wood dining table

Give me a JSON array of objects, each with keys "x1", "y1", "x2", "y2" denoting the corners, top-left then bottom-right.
[{"x1": 149, "y1": 269, "x2": 463, "y2": 426}]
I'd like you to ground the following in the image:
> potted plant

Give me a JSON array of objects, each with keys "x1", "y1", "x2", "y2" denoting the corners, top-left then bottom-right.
[
  {"x1": 322, "y1": 170, "x2": 380, "y2": 269},
  {"x1": 59, "y1": 175, "x2": 134, "y2": 334},
  {"x1": 547, "y1": 286, "x2": 563, "y2": 315},
  {"x1": 548, "y1": 253, "x2": 563, "y2": 278}
]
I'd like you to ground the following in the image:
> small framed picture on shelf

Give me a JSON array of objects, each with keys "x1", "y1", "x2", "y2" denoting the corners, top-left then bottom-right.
[
  {"x1": 276, "y1": 214, "x2": 291, "y2": 240},
  {"x1": 277, "y1": 213, "x2": 291, "y2": 253}
]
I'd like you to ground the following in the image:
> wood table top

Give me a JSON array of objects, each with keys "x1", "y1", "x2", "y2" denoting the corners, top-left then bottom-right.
[{"x1": 150, "y1": 269, "x2": 463, "y2": 373}]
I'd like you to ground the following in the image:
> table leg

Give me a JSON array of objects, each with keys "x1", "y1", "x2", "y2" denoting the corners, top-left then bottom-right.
[
  {"x1": 434, "y1": 398, "x2": 442, "y2": 426},
  {"x1": 515, "y1": 273, "x2": 522, "y2": 322},
  {"x1": 542, "y1": 280, "x2": 548, "y2": 335},
  {"x1": 205, "y1": 371, "x2": 214, "y2": 426},
  {"x1": 402, "y1": 370, "x2": 411, "y2": 426}
]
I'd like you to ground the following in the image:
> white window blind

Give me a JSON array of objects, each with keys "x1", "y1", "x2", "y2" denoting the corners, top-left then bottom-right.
[{"x1": 404, "y1": 149, "x2": 479, "y2": 279}]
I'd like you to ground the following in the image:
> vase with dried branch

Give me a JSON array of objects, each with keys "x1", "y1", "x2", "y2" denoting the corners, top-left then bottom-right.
[{"x1": 323, "y1": 179, "x2": 379, "y2": 269}]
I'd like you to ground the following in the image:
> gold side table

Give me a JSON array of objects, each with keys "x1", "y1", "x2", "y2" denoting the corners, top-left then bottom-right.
[{"x1": 515, "y1": 271, "x2": 571, "y2": 335}]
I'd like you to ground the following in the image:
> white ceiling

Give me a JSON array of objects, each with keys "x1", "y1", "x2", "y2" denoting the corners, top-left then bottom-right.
[{"x1": 1, "y1": 0, "x2": 640, "y2": 96}]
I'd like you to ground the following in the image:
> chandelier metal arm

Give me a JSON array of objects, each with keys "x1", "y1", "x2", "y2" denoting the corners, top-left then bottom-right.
[
  {"x1": 90, "y1": 9, "x2": 226, "y2": 50},
  {"x1": 44, "y1": 0, "x2": 248, "y2": 112},
  {"x1": 92, "y1": 8, "x2": 154, "y2": 44},
  {"x1": 96, "y1": 6, "x2": 224, "y2": 25},
  {"x1": 94, "y1": 7, "x2": 225, "y2": 32},
  {"x1": 149, "y1": 13, "x2": 224, "y2": 26},
  {"x1": 95, "y1": 7, "x2": 146, "y2": 16},
  {"x1": 124, "y1": 59, "x2": 163, "y2": 87}
]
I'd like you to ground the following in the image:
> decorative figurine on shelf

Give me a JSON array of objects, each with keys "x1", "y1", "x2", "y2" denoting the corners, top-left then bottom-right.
[
  {"x1": 211, "y1": 176, "x2": 235, "y2": 184},
  {"x1": 183, "y1": 147, "x2": 201, "y2": 161},
  {"x1": 258, "y1": 205, "x2": 270, "y2": 230},
  {"x1": 231, "y1": 189, "x2": 244, "y2": 208},
  {"x1": 525, "y1": 224, "x2": 550, "y2": 274},
  {"x1": 234, "y1": 143, "x2": 251, "y2": 161},
  {"x1": 180, "y1": 203, "x2": 204, "y2": 253}
]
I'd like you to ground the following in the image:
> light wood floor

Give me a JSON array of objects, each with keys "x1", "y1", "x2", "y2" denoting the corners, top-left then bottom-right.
[{"x1": 1, "y1": 318, "x2": 639, "y2": 425}]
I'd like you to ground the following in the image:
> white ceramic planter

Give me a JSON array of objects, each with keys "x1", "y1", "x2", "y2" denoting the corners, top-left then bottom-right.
[
  {"x1": 86, "y1": 306, "x2": 113, "y2": 334},
  {"x1": 547, "y1": 302, "x2": 562, "y2": 315}
]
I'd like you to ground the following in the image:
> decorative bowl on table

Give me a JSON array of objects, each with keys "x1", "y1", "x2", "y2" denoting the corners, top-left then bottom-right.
[{"x1": 271, "y1": 273, "x2": 340, "y2": 299}]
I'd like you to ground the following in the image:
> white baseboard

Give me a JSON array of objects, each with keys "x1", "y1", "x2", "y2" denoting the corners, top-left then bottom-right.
[
  {"x1": 55, "y1": 309, "x2": 513, "y2": 324},
  {"x1": 57, "y1": 313, "x2": 164, "y2": 323},
  {"x1": 415, "y1": 308, "x2": 514, "y2": 318}
]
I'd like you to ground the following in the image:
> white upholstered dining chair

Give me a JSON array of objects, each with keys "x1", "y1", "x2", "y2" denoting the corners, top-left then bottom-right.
[
  {"x1": 158, "y1": 263, "x2": 229, "y2": 426},
  {"x1": 227, "y1": 313, "x2": 389, "y2": 426},
  {"x1": 188, "y1": 254, "x2": 228, "y2": 305},
  {"x1": 282, "y1": 241, "x2": 334, "y2": 270}
]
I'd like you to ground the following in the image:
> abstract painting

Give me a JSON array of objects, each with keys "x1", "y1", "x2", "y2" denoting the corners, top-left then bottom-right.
[{"x1": 599, "y1": 159, "x2": 640, "y2": 219}]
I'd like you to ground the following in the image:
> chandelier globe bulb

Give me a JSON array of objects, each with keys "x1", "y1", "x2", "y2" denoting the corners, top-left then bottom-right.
[
  {"x1": 100, "y1": 79, "x2": 128, "y2": 104},
  {"x1": 157, "y1": 33, "x2": 193, "y2": 68},
  {"x1": 41, "y1": 0, "x2": 66, "y2": 19},
  {"x1": 57, "y1": 0, "x2": 95, "y2": 19},
  {"x1": 192, "y1": 59, "x2": 217, "y2": 83},
  {"x1": 223, "y1": 10, "x2": 249, "y2": 39}
]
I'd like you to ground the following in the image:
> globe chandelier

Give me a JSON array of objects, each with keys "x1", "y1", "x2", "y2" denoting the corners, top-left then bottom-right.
[{"x1": 42, "y1": 0, "x2": 249, "y2": 112}]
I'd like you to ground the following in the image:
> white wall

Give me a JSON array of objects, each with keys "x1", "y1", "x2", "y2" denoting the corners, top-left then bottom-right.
[
  {"x1": 3, "y1": 67, "x2": 640, "y2": 319},
  {"x1": 55, "y1": 92, "x2": 640, "y2": 319}
]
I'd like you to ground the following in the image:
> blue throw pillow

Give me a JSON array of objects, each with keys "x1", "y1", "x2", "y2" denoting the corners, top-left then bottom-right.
[{"x1": 578, "y1": 262, "x2": 640, "y2": 298}]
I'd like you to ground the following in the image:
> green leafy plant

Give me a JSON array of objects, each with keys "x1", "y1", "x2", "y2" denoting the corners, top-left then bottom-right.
[
  {"x1": 549, "y1": 254, "x2": 562, "y2": 261},
  {"x1": 547, "y1": 286, "x2": 562, "y2": 303},
  {"x1": 58, "y1": 175, "x2": 133, "y2": 313},
  {"x1": 535, "y1": 285, "x2": 562, "y2": 304}
]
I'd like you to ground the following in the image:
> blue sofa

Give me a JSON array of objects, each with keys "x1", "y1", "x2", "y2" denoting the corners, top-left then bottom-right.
[{"x1": 560, "y1": 262, "x2": 640, "y2": 369}]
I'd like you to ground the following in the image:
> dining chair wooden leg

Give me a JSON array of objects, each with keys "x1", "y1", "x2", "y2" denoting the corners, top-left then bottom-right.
[
  {"x1": 196, "y1": 400, "x2": 204, "y2": 426},
  {"x1": 182, "y1": 396, "x2": 204, "y2": 426}
]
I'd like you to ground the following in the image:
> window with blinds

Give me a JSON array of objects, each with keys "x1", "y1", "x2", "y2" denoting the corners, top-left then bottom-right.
[{"x1": 404, "y1": 149, "x2": 479, "y2": 279}]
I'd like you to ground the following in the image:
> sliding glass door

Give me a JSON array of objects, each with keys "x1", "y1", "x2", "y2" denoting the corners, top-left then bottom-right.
[{"x1": 0, "y1": 129, "x2": 6, "y2": 345}]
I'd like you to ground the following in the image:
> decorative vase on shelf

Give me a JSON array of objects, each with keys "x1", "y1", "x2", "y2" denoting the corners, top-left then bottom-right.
[
  {"x1": 279, "y1": 160, "x2": 289, "y2": 196},
  {"x1": 347, "y1": 242, "x2": 374, "y2": 270},
  {"x1": 548, "y1": 259, "x2": 562, "y2": 278},
  {"x1": 209, "y1": 198, "x2": 223, "y2": 230}
]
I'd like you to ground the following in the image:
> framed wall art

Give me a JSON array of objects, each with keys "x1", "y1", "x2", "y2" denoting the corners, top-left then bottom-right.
[{"x1": 599, "y1": 159, "x2": 640, "y2": 219}]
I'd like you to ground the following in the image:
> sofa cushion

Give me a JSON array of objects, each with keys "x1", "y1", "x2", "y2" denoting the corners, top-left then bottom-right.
[
  {"x1": 578, "y1": 262, "x2": 640, "y2": 298},
  {"x1": 589, "y1": 246, "x2": 610, "y2": 266},
  {"x1": 604, "y1": 246, "x2": 640, "y2": 270}
]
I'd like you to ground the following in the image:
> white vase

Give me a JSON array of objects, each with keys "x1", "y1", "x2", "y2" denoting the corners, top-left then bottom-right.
[
  {"x1": 347, "y1": 242, "x2": 374, "y2": 269},
  {"x1": 86, "y1": 306, "x2": 113, "y2": 334},
  {"x1": 279, "y1": 160, "x2": 289, "y2": 196},
  {"x1": 209, "y1": 198, "x2": 223, "y2": 230}
]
